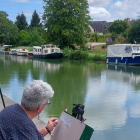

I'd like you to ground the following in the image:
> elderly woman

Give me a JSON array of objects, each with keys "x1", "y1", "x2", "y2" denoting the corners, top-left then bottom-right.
[{"x1": 0, "y1": 80, "x2": 58, "y2": 140}]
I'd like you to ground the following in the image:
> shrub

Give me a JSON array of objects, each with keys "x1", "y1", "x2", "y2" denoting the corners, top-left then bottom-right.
[
  {"x1": 63, "y1": 47, "x2": 72, "y2": 59},
  {"x1": 114, "y1": 36, "x2": 128, "y2": 44},
  {"x1": 70, "y1": 50, "x2": 88, "y2": 60}
]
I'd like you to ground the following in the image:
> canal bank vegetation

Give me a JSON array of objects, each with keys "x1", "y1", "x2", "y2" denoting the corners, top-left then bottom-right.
[{"x1": 63, "y1": 45, "x2": 107, "y2": 61}]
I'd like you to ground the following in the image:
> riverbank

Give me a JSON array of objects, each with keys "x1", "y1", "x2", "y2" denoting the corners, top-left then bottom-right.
[
  {"x1": 11, "y1": 45, "x2": 107, "y2": 61},
  {"x1": 0, "y1": 95, "x2": 51, "y2": 140}
]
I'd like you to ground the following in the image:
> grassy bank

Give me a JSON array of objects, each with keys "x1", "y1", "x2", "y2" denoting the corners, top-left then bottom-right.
[
  {"x1": 63, "y1": 45, "x2": 107, "y2": 61},
  {"x1": 11, "y1": 45, "x2": 107, "y2": 61},
  {"x1": 88, "y1": 45, "x2": 107, "y2": 61}
]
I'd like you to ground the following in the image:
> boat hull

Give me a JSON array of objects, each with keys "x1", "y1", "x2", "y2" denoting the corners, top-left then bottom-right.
[
  {"x1": 33, "y1": 53, "x2": 63, "y2": 59},
  {"x1": 0, "y1": 51, "x2": 9, "y2": 54},
  {"x1": 9, "y1": 52, "x2": 17, "y2": 55},
  {"x1": 17, "y1": 52, "x2": 28, "y2": 56},
  {"x1": 106, "y1": 56, "x2": 140, "y2": 65}
]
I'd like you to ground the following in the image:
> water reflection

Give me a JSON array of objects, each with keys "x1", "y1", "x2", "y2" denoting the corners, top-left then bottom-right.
[{"x1": 1, "y1": 55, "x2": 140, "y2": 140}]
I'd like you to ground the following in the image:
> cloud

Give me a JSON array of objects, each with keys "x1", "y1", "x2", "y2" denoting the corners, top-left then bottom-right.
[
  {"x1": 110, "y1": 0, "x2": 140, "y2": 20},
  {"x1": 89, "y1": 7, "x2": 111, "y2": 20},
  {"x1": 130, "y1": 103, "x2": 140, "y2": 118},
  {"x1": 88, "y1": 0, "x2": 111, "y2": 7},
  {"x1": 84, "y1": 70, "x2": 128, "y2": 131},
  {"x1": 11, "y1": 0, "x2": 28, "y2": 2}
]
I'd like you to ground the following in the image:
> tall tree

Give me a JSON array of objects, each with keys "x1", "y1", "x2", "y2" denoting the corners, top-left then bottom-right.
[
  {"x1": 128, "y1": 19, "x2": 140, "y2": 43},
  {"x1": 108, "y1": 20, "x2": 129, "y2": 34},
  {"x1": 15, "y1": 12, "x2": 28, "y2": 31},
  {"x1": 30, "y1": 10, "x2": 41, "y2": 27},
  {"x1": 42, "y1": 0, "x2": 92, "y2": 48},
  {"x1": 0, "y1": 11, "x2": 18, "y2": 46}
]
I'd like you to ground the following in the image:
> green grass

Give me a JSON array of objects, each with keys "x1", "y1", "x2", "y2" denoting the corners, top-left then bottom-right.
[
  {"x1": 11, "y1": 46, "x2": 33, "y2": 51},
  {"x1": 88, "y1": 45, "x2": 107, "y2": 61}
]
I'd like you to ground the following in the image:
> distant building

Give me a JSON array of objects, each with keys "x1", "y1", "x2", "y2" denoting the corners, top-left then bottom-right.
[
  {"x1": 124, "y1": 18, "x2": 135, "y2": 25},
  {"x1": 90, "y1": 18, "x2": 136, "y2": 35},
  {"x1": 90, "y1": 21, "x2": 113, "y2": 35}
]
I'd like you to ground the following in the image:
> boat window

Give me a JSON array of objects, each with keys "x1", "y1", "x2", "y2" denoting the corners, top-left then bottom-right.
[
  {"x1": 52, "y1": 49, "x2": 54, "y2": 52},
  {"x1": 40, "y1": 49, "x2": 41, "y2": 52},
  {"x1": 132, "y1": 46, "x2": 139, "y2": 51},
  {"x1": 125, "y1": 46, "x2": 132, "y2": 53},
  {"x1": 55, "y1": 49, "x2": 60, "y2": 52},
  {"x1": 44, "y1": 50, "x2": 48, "y2": 53}
]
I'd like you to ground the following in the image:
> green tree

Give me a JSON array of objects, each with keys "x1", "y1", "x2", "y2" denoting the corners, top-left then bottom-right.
[
  {"x1": 0, "y1": 11, "x2": 19, "y2": 46},
  {"x1": 30, "y1": 10, "x2": 41, "y2": 27},
  {"x1": 128, "y1": 19, "x2": 140, "y2": 43},
  {"x1": 42, "y1": 0, "x2": 92, "y2": 48},
  {"x1": 108, "y1": 20, "x2": 128, "y2": 34},
  {"x1": 15, "y1": 12, "x2": 28, "y2": 31},
  {"x1": 18, "y1": 30, "x2": 31, "y2": 46},
  {"x1": 28, "y1": 27, "x2": 42, "y2": 46}
]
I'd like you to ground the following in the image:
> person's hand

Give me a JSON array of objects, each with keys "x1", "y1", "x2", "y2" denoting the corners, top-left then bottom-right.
[{"x1": 46, "y1": 118, "x2": 58, "y2": 132}]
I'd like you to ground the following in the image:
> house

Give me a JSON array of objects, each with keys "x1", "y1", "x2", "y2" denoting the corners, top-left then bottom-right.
[
  {"x1": 90, "y1": 21, "x2": 113, "y2": 35},
  {"x1": 90, "y1": 18, "x2": 135, "y2": 35},
  {"x1": 124, "y1": 18, "x2": 135, "y2": 25}
]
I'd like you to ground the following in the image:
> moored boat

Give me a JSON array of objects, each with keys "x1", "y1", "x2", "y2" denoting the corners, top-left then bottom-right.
[
  {"x1": 0, "y1": 45, "x2": 12, "y2": 54},
  {"x1": 33, "y1": 44, "x2": 63, "y2": 59},
  {"x1": 9, "y1": 49, "x2": 17, "y2": 55},
  {"x1": 27, "y1": 51, "x2": 33, "y2": 59},
  {"x1": 106, "y1": 44, "x2": 140, "y2": 65},
  {"x1": 17, "y1": 49, "x2": 28, "y2": 56}
]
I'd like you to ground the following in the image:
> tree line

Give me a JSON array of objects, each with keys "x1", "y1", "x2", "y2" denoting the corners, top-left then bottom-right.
[
  {"x1": 0, "y1": 10, "x2": 47, "y2": 47},
  {"x1": 0, "y1": 0, "x2": 92, "y2": 48},
  {"x1": 1, "y1": 0, "x2": 140, "y2": 49}
]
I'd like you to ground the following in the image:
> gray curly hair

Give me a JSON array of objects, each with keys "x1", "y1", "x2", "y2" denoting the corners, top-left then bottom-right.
[{"x1": 21, "y1": 80, "x2": 54, "y2": 110}]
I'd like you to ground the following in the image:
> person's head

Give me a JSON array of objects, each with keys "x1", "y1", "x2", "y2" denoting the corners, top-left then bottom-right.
[{"x1": 21, "y1": 80, "x2": 54, "y2": 111}]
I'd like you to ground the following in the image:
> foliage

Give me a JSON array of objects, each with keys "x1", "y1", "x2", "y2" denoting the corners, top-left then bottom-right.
[
  {"x1": 15, "y1": 12, "x2": 28, "y2": 31},
  {"x1": 90, "y1": 33, "x2": 106, "y2": 42},
  {"x1": 0, "y1": 11, "x2": 19, "y2": 45},
  {"x1": 28, "y1": 27, "x2": 42, "y2": 46},
  {"x1": 108, "y1": 20, "x2": 129, "y2": 34},
  {"x1": 114, "y1": 36, "x2": 128, "y2": 44},
  {"x1": 128, "y1": 19, "x2": 140, "y2": 43},
  {"x1": 42, "y1": 0, "x2": 92, "y2": 48},
  {"x1": 63, "y1": 48, "x2": 88, "y2": 59},
  {"x1": 30, "y1": 10, "x2": 41, "y2": 27},
  {"x1": 18, "y1": 30, "x2": 31, "y2": 46}
]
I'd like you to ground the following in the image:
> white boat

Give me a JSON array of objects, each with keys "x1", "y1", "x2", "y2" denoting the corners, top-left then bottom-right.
[
  {"x1": 9, "y1": 49, "x2": 17, "y2": 55},
  {"x1": 17, "y1": 49, "x2": 28, "y2": 56},
  {"x1": 0, "y1": 45, "x2": 12, "y2": 54},
  {"x1": 33, "y1": 44, "x2": 63, "y2": 59},
  {"x1": 106, "y1": 44, "x2": 140, "y2": 65}
]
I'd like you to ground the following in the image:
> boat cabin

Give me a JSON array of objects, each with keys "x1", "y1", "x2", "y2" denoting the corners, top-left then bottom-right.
[{"x1": 33, "y1": 44, "x2": 61, "y2": 55}]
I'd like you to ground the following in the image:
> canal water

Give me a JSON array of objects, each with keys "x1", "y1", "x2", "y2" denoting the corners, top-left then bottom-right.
[{"x1": 0, "y1": 54, "x2": 140, "y2": 140}]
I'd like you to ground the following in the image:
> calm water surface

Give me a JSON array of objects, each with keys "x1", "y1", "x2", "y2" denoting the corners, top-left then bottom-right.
[{"x1": 0, "y1": 54, "x2": 140, "y2": 140}]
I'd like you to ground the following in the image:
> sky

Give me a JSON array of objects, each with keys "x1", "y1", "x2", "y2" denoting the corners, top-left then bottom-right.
[{"x1": 1, "y1": 0, "x2": 140, "y2": 24}]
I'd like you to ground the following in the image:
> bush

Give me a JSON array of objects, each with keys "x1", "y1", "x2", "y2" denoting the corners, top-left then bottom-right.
[
  {"x1": 114, "y1": 36, "x2": 128, "y2": 44},
  {"x1": 63, "y1": 47, "x2": 72, "y2": 59},
  {"x1": 90, "y1": 33, "x2": 106, "y2": 42},
  {"x1": 70, "y1": 50, "x2": 88, "y2": 60},
  {"x1": 102, "y1": 45, "x2": 106, "y2": 49},
  {"x1": 63, "y1": 48, "x2": 88, "y2": 60},
  {"x1": 88, "y1": 54, "x2": 106, "y2": 61}
]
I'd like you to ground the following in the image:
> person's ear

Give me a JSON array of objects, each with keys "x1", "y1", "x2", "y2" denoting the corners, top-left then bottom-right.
[{"x1": 37, "y1": 106, "x2": 43, "y2": 114}]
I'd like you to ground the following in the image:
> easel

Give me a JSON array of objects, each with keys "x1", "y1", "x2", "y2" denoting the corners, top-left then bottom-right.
[{"x1": 0, "y1": 88, "x2": 5, "y2": 108}]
